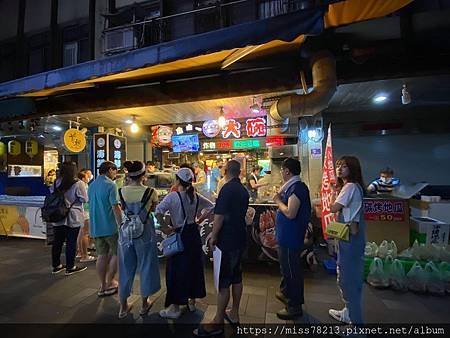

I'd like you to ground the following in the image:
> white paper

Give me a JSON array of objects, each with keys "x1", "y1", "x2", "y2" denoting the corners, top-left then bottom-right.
[{"x1": 213, "y1": 246, "x2": 222, "y2": 292}]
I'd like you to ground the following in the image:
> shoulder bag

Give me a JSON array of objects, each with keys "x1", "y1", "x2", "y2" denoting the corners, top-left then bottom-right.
[{"x1": 162, "y1": 192, "x2": 199, "y2": 257}]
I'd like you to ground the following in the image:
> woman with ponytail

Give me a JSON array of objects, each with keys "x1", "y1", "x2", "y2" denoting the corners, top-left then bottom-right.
[{"x1": 155, "y1": 167, "x2": 214, "y2": 319}]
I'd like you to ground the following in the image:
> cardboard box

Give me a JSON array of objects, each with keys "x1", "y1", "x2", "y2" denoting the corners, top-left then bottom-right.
[
  {"x1": 410, "y1": 216, "x2": 449, "y2": 245},
  {"x1": 364, "y1": 197, "x2": 411, "y2": 251}
]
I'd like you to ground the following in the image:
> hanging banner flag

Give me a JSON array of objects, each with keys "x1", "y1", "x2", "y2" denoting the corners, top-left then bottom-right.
[{"x1": 320, "y1": 124, "x2": 337, "y2": 239}]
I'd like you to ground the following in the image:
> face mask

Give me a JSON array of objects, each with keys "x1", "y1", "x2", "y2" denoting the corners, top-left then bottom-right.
[{"x1": 380, "y1": 177, "x2": 392, "y2": 184}]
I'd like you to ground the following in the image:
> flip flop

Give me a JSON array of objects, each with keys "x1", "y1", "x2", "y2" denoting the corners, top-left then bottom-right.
[
  {"x1": 224, "y1": 312, "x2": 239, "y2": 326},
  {"x1": 193, "y1": 324, "x2": 224, "y2": 337},
  {"x1": 118, "y1": 304, "x2": 133, "y2": 319},
  {"x1": 97, "y1": 286, "x2": 118, "y2": 297},
  {"x1": 139, "y1": 303, "x2": 153, "y2": 316}
]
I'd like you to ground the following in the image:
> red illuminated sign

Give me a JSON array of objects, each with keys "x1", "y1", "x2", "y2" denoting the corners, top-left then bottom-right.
[
  {"x1": 266, "y1": 136, "x2": 285, "y2": 146},
  {"x1": 246, "y1": 117, "x2": 267, "y2": 137},
  {"x1": 222, "y1": 119, "x2": 241, "y2": 138}
]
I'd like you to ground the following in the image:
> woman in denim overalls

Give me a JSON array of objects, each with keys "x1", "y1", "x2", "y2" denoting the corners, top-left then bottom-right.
[{"x1": 329, "y1": 156, "x2": 366, "y2": 325}]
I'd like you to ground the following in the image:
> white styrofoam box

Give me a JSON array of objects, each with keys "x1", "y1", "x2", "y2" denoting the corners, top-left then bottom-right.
[{"x1": 410, "y1": 216, "x2": 449, "y2": 245}]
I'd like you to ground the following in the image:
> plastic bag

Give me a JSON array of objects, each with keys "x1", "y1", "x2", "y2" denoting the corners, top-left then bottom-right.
[
  {"x1": 387, "y1": 241, "x2": 398, "y2": 258},
  {"x1": 390, "y1": 259, "x2": 408, "y2": 291},
  {"x1": 406, "y1": 261, "x2": 427, "y2": 293},
  {"x1": 364, "y1": 242, "x2": 378, "y2": 257},
  {"x1": 438, "y1": 262, "x2": 450, "y2": 294},
  {"x1": 384, "y1": 255, "x2": 394, "y2": 280},
  {"x1": 377, "y1": 240, "x2": 389, "y2": 259},
  {"x1": 367, "y1": 257, "x2": 390, "y2": 288},
  {"x1": 424, "y1": 261, "x2": 445, "y2": 296}
]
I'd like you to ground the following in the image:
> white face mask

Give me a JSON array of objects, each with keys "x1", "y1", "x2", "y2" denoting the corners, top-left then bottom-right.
[{"x1": 380, "y1": 177, "x2": 392, "y2": 184}]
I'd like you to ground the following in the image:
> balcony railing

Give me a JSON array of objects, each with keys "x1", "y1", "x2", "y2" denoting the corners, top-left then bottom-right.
[{"x1": 102, "y1": 0, "x2": 342, "y2": 56}]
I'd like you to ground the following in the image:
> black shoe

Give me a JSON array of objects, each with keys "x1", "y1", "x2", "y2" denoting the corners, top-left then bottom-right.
[
  {"x1": 65, "y1": 266, "x2": 87, "y2": 276},
  {"x1": 276, "y1": 308, "x2": 303, "y2": 320},
  {"x1": 52, "y1": 264, "x2": 66, "y2": 274},
  {"x1": 275, "y1": 291, "x2": 288, "y2": 305}
]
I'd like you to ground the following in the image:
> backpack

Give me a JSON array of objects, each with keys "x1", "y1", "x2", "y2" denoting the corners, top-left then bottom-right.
[
  {"x1": 119, "y1": 187, "x2": 154, "y2": 239},
  {"x1": 41, "y1": 182, "x2": 76, "y2": 223}
]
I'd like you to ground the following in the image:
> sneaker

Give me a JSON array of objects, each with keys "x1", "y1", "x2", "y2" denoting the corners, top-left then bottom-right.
[
  {"x1": 65, "y1": 266, "x2": 87, "y2": 276},
  {"x1": 80, "y1": 255, "x2": 96, "y2": 263},
  {"x1": 329, "y1": 307, "x2": 351, "y2": 324},
  {"x1": 276, "y1": 307, "x2": 303, "y2": 320},
  {"x1": 275, "y1": 291, "x2": 288, "y2": 305},
  {"x1": 159, "y1": 306, "x2": 181, "y2": 319},
  {"x1": 52, "y1": 264, "x2": 66, "y2": 274}
]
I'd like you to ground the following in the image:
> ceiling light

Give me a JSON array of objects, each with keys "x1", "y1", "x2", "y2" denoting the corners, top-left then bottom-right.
[
  {"x1": 52, "y1": 126, "x2": 62, "y2": 131},
  {"x1": 162, "y1": 149, "x2": 169, "y2": 153},
  {"x1": 218, "y1": 107, "x2": 227, "y2": 129},
  {"x1": 250, "y1": 96, "x2": 260, "y2": 113},
  {"x1": 373, "y1": 95, "x2": 387, "y2": 103},
  {"x1": 125, "y1": 119, "x2": 133, "y2": 124},
  {"x1": 130, "y1": 115, "x2": 139, "y2": 133}
]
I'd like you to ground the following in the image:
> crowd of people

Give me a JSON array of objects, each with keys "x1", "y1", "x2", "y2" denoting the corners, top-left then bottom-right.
[{"x1": 46, "y1": 155, "x2": 367, "y2": 333}]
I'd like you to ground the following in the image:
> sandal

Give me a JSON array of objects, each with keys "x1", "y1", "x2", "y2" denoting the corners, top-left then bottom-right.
[
  {"x1": 193, "y1": 324, "x2": 224, "y2": 337},
  {"x1": 224, "y1": 311, "x2": 239, "y2": 326},
  {"x1": 97, "y1": 286, "x2": 118, "y2": 297},
  {"x1": 139, "y1": 303, "x2": 153, "y2": 316},
  {"x1": 118, "y1": 304, "x2": 133, "y2": 319}
]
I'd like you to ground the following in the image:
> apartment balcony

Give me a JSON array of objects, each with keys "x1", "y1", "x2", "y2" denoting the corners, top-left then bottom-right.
[{"x1": 102, "y1": 0, "x2": 340, "y2": 56}]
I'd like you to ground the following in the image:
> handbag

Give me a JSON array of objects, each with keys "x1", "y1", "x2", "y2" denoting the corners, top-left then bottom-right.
[
  {"x1": 161, "y1": 192, "x2": 199, "y2": 257},
  {"x1": 326, "y1": 185, "x2": 363, "y2": 241}
]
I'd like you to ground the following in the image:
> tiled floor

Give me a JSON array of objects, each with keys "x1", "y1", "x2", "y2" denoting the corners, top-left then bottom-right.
[{"x1": 0, "y1": 237, "x2": 449, "y2": 325}]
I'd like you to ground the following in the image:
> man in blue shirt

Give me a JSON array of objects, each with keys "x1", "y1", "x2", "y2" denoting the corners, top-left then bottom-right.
[
  {"x1": 89, "y1": 161, "x2": 123, "y2": 297},
  {"x1": 367, "y1": 167, "x2": 400, "y2": 194},
  {"x1": 273, "y1": 158, "x2": 311, "y2": 320}
]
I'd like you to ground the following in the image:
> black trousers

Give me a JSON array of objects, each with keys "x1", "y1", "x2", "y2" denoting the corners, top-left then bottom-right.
[
  {"x1": 52, "y1": 226, "x2": 80, "y2": 270},
  {"x1": 278, "y1": 246, "x2": 304, "y2": 311}
]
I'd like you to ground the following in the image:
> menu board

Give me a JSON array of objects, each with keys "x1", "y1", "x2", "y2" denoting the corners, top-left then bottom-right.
[{"x1": 94, "y1": 134, "x2": 127, "y2": 176}]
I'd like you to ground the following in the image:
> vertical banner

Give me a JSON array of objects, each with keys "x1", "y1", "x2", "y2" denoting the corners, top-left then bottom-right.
[{"x1": 320, "y1": 125, "x2": 337, "y2": 239}]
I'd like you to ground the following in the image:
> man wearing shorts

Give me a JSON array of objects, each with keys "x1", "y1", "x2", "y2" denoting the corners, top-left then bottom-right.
[
  {"x1": 195, "y1": 160, "x2": 249, "y2": 337},
  {"x1": 89, "y1": 161, "x2": 123, "y2": 297}
]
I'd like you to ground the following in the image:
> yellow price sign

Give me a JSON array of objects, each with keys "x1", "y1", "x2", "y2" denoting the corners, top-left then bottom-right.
[{"x1": 63, "y1": 128, "x2": 86, "y2": 153}]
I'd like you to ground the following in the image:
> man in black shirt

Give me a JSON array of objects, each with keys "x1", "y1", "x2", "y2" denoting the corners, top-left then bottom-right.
[{"x1": 194, "y1": 160, "x2": 249, "y2": 337}]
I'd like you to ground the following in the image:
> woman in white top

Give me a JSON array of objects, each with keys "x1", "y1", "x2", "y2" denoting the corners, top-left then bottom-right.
[
  {"x1": 329, "y1": 156, "x2": 366, "y2": 325},
  {"x1": 155, "y1": 167, "x2": 214, "y2": 319},
  {"x1": 50, "y1": 162, "x2": 88, "y2": 275}
]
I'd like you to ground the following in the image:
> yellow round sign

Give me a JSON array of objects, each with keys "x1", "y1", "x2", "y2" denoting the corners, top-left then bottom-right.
[{"x1": 63, "y1": 128, "x2": 86, "y2": 153}]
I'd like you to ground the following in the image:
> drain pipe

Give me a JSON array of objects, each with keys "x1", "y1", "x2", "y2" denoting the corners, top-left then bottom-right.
[{"x1": 269, "y1": 50, "x2": 337, "y2": 121}]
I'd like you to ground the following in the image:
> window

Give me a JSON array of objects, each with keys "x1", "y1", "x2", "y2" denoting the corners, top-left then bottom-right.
[
  {"x1": 259, "y1": 0, "x2": 289, "y2": 19},
  {"x1": 63, "y1": 42, "x2": 78, "y2": 67},
  {"x1": 29, "y1": 47, "x2": 47, "y2": 75}
]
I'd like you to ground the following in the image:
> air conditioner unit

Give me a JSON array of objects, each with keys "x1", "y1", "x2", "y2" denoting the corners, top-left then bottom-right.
[
  {"x1": 104, "y1": 27, "x2": 137, "y2": 54},
  {"x1": 268, "y1": 145, "x2": 298, "y2": 159}
]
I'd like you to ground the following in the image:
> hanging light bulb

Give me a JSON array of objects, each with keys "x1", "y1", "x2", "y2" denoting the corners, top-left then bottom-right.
[
  {"x1": 249, "y1": 96, "x2": 260, "y2": 113},
  {"x1": 218, "y1": 107, "x2": 227, "y2": 129},
  {"x1": 130, "y1": 115, "x2": 139, "y2": 133}
]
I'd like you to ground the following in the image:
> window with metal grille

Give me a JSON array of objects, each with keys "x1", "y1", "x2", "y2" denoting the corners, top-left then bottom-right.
[{"x1": 63, "y1": 42, "x2": 78, "y2": 67}]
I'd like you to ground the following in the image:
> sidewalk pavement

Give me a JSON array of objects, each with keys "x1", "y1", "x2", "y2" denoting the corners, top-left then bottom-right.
[{"x1": 0, "y1": 237, "x2": 449, "y2": 325}]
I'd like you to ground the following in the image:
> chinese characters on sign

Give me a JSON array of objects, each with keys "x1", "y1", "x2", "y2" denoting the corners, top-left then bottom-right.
[
  {"x1": 245, "y1": 117, "x2": 267, "y2": 137},
  {"x1": 222, "y1": 119, "x2": 242, "y2": 139},
  {"x1": 63, "y1": 128, "x2": 87, "y2": 153},
  {"x1": 320, "y1": 125, "x2": 336, "y2": 239},
  {"x1": 94, "y1": 134, "x2": 127, "y2": 177},
  {"x1": 202, "y1": 142, "x2": 217, "y2": 150},
  {"x1": 363, "y1": 200, "x2": 406, "y2": 221},
  {"x1": 202, "y1": 117, "x2": 267, "y2": 139}
]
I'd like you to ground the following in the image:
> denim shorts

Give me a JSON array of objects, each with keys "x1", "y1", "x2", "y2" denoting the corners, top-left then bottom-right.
[{"x1": 219, "y1": 249, "x2": 244, "y2": 289}]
